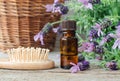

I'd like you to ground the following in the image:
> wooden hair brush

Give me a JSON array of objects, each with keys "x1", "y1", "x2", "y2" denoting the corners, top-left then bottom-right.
[{"x1": 0, "y1": 47, "x2": 55, "y2": 70}]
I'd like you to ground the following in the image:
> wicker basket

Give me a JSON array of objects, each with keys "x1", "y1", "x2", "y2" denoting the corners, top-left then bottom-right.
[{"x1": 0, "y1": 0, "x2": 62, "y2": 51}]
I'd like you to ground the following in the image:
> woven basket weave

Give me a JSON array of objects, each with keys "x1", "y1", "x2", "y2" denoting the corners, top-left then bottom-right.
[{"x1": 0, "y1": 0, "x2": 62, "y2": 51}]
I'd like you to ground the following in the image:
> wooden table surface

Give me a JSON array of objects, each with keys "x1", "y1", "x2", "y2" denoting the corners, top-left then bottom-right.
[{"x1": 0, "y1": 52, "x2": 120, "y2": 81}]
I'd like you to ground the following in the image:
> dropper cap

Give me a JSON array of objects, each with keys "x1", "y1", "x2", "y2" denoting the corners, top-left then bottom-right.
[{"x1": 61, "y1": 20, "x2": 76, "y2": 30}]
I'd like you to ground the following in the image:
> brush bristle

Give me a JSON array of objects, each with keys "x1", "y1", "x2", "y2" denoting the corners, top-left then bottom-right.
[{"x1": 6, "y1": 47, "x2": 50, "y2": 63}]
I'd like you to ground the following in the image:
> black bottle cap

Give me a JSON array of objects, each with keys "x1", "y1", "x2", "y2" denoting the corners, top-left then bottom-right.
[{"x1": 61, "y1": 20, "x2": 76, "y2": 30}]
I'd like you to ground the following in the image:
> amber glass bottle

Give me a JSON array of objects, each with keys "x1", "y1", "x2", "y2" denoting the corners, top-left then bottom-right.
[{"x1": 60, "y1": 20, "x2": 78, "y2": 69}]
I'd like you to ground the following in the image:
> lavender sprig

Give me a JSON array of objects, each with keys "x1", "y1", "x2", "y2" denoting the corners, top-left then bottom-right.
[
  {"x1": 45, "y1": 0, "x2": 69, "y2": 15},
  {"x1": 93, "y1": 23, "x2": 103, "y2": 36},
  {"x1": 34, "y1": 21, "x2": 62, "y2": 45},
  {"x1": 78, "y1": 0, "x2": 93, "y2": 10},
  {"x1": 79, "y1": 61, "x2": 90, "y2": 71},
  {"x1": 70, "y1": 62, "x2": 80, "y2": 73},
  {"x1": 100, "y1": 34, "x2": 112, "y2": 46},
  {"x1": 88, "y1": 29, "x2": 98, "y2": 40},
  {"x1": 34, "y1": 23, "x2": 52, "y2": 45},
  {"x1": 78, "y1": 42, "x2": 95, "y2": 53},
  {"x1": 89, "y1": 0, "x2": 101, "y2": 4},
  {"x1": 70, "y1": 60, "x2": 90, "y2": 73},
  {"x1": 106, "y1": 61, "x2": 118, "y2": 70},
  {"x1": 109, "y1": 25, "x2": 120, "y2": 49}
]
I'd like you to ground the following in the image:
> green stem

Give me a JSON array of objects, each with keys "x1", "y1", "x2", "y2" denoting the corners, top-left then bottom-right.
[{"x1": 51, "y1": 20, "x2": 63, "y2": 25}]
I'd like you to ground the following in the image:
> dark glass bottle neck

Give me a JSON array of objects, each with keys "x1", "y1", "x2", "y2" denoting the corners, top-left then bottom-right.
[{"x1": 62, "y1": 30, "x2": 75, "y2": 37}]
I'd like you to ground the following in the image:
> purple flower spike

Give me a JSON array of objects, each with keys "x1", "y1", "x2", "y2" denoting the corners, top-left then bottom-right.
[
  {"x1": 89, "y1": 0, "x2": 101, "y2": 4},
  {"x1": 100, "y1": 37, "x2": 108, "y2": 46},
  {"x1": 79, "y1": 60, "x2": 90, "y2": 71},
  {"x1": 78, "y1": 0, "x2": 93, "y2": 10},
  {"x1": 70, "y1": 61, "x2": 90, "y2": 73},
  {"x1": 52, "y1": 26, "x2": 62, "y2": 36},
  {"x1": 34, "y1": 23, "x2": 53, "y2": 45},
  {"x1": 45, "y1": 0, "x2": 59, "y2": 13},
  {"x1": 85, "y1": 3, "x2": 93, "y2": 10},
  {"x1": 60, "y1": 6, "x2": 69, "y2": 14},
  {"x1": 34, "y1": 32, "x2": 45, "y2": 45},
  {"x1": 84, "y1": 42, "x2": 95, "y2": 52},
  {"x1": 54, "y1": 0, "x2": 59, "y2": 4},
  {"x1": 70, "y1": 62, "x2": 80, "y2": 73},
  {"x1": 78, "y1": 54, "x2": 85, "y2": 62},
  {"x1": 116, "y1": 25, "x2": 120, "y2": 28},
  {"x1": 78, "y1": 42, "x2": 95, "y2": 53},
  {"x1": 45, "y1": 0, "x2": 59, "y2": 12},
  {"x1": 112, "y1": 39, "x2": 120, "y2": 49},
  {"x1": 109, "y1": 28, "x2": 120, "y2": 49},
  {"x1": 116, "y1": 25, "x2": 120, "y2": 34},
  {"x1": 82, "y1": 61, "x2": 90, "y2": 66},
  {"x1": 94, "y1": 0, "x2": 101, "y2": 4},
  {"x1": 45, "y1": 0, "x2": 68, "y2": 14},
  {"x1": 106, "y1": 61, "x2": 118, "y2": 70},
  {"x1": 95, "y1": 46, "x2": 104, "y2": 54},
  {"x1": 89, "y1": 29, "x2": 98, "y2": 40},
  {"x1": 52, "y1": 27, "x2": 60, "y2": 33},
  {"x1": 84, "y1": 43, "x2": 94, "y2": 52},
  {"x1": 100, "y1": 35, "x2": 112, "y2": 46},
  {"x1": 45, "y1": 5, "x2": 54, "y2": 12},
  {"x1": 93, "y1": 23, "x2": 103, "y2": 36},
  {"x1": 109, "y1": 33, "x2": 117, "y2": 38}
]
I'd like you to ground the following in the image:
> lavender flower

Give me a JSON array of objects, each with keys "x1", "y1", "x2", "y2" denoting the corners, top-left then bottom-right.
[
  {"x1": 70, "y1": 60, "x2": 90, "y2": 73},
  {"x1": 84, "y1": 42, "x2": 95, "y2": 52},
  {"x1": 78, "y1": 43, "x2": 86, "y2": 52},
  {"x1": 34, "y1": 32, "x2": 44, "y2": 45},
  {"x1": 93, "y1": 23, "x2": 103, "y2": 36},
  {"x1": 89, "y1": 0, "x2": 101, "y2": 4},
  {"x1": 45, "y1": 0, "x2": 68, "y2": 14},
  {"x1": 109, "y1": 25, "x2": 120, "y2": 49},
  {"x1": 78, "y1": 0, "x2": 93, "y2": 10},
  {"x1": 116, "y1": 25, "x2": 120, "y2": 34},
  {"x1": 89, "y1": 29, "x2": 98, "y2": 40},
  {"x1": 34, "y1": 23, "x2": 52, "y2": 45},
  {"x1": 79, "y1": 60, "x2": 90, "y2": 71},
  {"x1": 101, "y1": 18, "x2": 112, "y2": 28},
  {"x1": 112, "y1": 36, "x2": 120, "y2": 49},
  {"x1": 94, "y1": 0, "x2": 101, "y2": 4},
  {"x1": 54, "y1": 0, "x2": 59, "y2": 3},
  {"x1": 95, "y1": 46, "x2": 104, "y2": 54},
  {"x1": 52, "y1": 26, "x2": 60, "y2": 33},
  {"x1": 100, "y1": 37, "x2": 108, "y2": 46},
  {"x1": 78, "y1": 42, "x2": 95, "y2": 53},
  {"x1": 78, "y1": 54, "x2": 85, "y2": 62},
  {"x1": 70, "y1": 62, "x2": 80, "y2": 73},
  {"x1": 106, "y1": 61, "x2": 118, "y2": 70},
  {"x1": 117, "y1": 21, "x2": 120, "y2": 26},
  {"x1": 89, "y1": 41, "x2": 98, "y2": 48},
  {"x1": 52, "y1": 26, "x2": 62, "y2": 36},
  {"x1": 54, "y1": 3, "x2": 69, "y2": 14},
  {"x1": 45, "y1": 5, "x2": 54, "y2": 12},
  {"x1": 60, "y1": 6, "x2": 69, "y2": 14},
  {"x1": 100, "y1": 35, "x2": 112, "y2": 46},
  {"x1": 45, "y1": 0, "x2": 59, "y2": 12}
]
